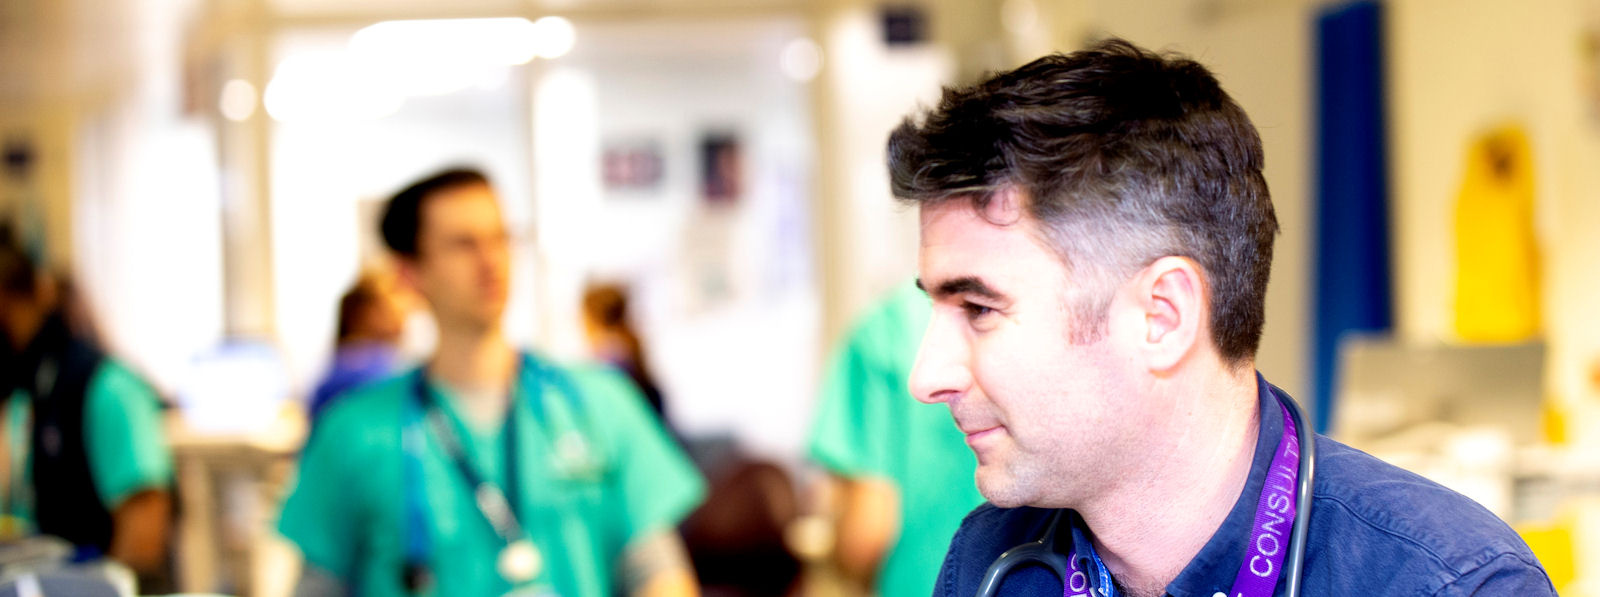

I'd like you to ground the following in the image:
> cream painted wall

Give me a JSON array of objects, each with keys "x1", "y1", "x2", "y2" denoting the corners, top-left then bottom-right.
[
  {"x1": 1390, "y1": 0, "x2": 1600, "y2": 407},
  {"x1": 811, "y1": 1, "x2": 953, "y2": 347}
]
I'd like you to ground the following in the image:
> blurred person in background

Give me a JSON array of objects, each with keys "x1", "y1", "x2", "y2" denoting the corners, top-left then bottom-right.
[
  {"x1": 676, "y1": 457, "x2": 800, "y2": 597},
  {"x1": 278, "y1": 168, "x2": 706, "y2": 597},
  {"x1": 307, "y1": 267, "x2": 412, "y2": 422},
  {"x1": 580, "y1": 282, "x2": 664, "y2": 420},
  {"x1": 807, "y1": 281, "x2": 981, "y2": 597},
  {"x1": 0, "y1": 223, "x2": 173, "y2": 582},
  {"x1": 576, "y1": 286, "x2": 802, "y2": 595},
  {"x1": 891, "y1": 40, "x2": 1552, "y2": 596}
]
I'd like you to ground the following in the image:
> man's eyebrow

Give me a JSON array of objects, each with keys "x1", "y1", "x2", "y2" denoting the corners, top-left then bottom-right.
[{"x1": 915, "y1": 276, "x2": 1007, "y2": 302}]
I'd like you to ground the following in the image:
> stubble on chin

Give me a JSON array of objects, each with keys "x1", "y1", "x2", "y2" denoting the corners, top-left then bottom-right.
[{"x1": 975, "y1": 462, "x2": 1037, "y2": 509}]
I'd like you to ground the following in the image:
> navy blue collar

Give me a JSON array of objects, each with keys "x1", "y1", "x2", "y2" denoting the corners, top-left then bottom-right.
[{"x1": 1162, "y1": 373, "x2": 1293, "y2": 597}]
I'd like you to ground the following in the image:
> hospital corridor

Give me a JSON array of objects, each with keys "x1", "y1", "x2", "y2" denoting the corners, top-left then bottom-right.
[{"x1": 3, "y1": 0, "x2": 1600, "y2": 595}]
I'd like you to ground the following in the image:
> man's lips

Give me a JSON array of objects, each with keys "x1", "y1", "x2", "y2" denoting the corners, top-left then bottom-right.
[{"x1": 962, "y1": 425, "x2": 1003, "y2": 447}]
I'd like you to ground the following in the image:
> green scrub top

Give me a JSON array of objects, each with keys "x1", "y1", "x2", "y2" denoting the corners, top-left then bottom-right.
[
  {"x1": 1, "y1": 359, "x2": 174, "y2": 535},
  {"x1": 808, "y1": 282, "x2": 984, "y2": 597},
  {"x1": 278, "y1": 355, "x2": 706, "y2": 597}
]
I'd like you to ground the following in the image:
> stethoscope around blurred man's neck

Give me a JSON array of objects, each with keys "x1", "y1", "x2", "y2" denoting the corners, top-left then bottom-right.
[{"x1": 974, "y1": 388, "x2": 1316, "y2": 597}]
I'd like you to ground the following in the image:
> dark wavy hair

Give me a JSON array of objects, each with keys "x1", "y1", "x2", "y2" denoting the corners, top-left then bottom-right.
[
  {"x1": 887, "y1": 39, "x2": 1278, "y2": 364},
  {"x1": 379, "y1": 167, "x2": 491, "y2": 257}
]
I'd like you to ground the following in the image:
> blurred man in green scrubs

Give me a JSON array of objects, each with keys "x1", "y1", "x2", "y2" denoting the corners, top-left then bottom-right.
[
  {"x1": 808, "y1": 282, "x2": 983, "y2": 597},
  {"x1": 0, "y1": 224, "x2": 173, "y2": 579},
  {"x1": 279, "y1": 169, "x2": 706, "y2": 597}
]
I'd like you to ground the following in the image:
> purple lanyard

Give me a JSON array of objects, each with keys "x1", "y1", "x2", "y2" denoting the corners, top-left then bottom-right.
[
  {"x1": 1226, "y1": 398, "x2": 1301, "y2": 597},
  {"x1": 1065, "y1": 398, "x2": 1302, "y2": 597}
]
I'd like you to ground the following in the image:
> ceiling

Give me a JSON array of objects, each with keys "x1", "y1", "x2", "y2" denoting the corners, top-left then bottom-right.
[{"x1": 0, "y1": 0, "x2": 805, "y2": 112}]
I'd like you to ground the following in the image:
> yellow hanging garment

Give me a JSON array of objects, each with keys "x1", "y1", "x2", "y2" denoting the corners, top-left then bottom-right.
[{"x1": 1453, "y1": 124, "x2": 1542, "y2": 342}]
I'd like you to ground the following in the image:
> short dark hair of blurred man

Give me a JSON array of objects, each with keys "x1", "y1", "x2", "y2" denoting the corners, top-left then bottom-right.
[
  {"x1": 0, "y1": 224, "x2": 173, "y2": 581},
  {"x1": 278, "y1": 168, "x2": 705, "y2": 597},
  {"x1": 889, "y1": 40, "x2": 1554, "y2": 596}
]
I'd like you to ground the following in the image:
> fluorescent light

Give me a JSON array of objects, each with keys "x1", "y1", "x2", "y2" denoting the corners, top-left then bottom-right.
[
  {"x1": 263, "y1": 52, "x2": 402, "y2": 123},
  {"x1": 351, "y1": 18, "x2": 542, "y2": 67},
  {"x1": 780, "y1": 37, "x2": 823, "y2": 82},
  {"x1": 530, "y1": 16, "x2": 576, "y2": 59},
  {"x1": 265, "y1": 17, "x2": 578, "y2": 122},
  {"x1": 346, "y1": 17, "x2": 572, "y2": 97}
]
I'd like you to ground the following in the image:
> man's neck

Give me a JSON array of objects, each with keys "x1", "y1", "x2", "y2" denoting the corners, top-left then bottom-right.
[
  {"x1": 1078, "y1": 367, "x2": 1261, "y2": 597},
  {"x1": 428, "y1": 323, "x2": 515, "y2": 391},
  {"x1": 428, "y1": 323, "x2": 516, "y2": 431}
]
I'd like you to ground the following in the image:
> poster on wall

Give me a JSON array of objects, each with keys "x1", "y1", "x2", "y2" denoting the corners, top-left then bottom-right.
[
  {"x1": 699, "y1": 131, "x2": 742, "y2": 206},
  {"x1": 602, "y1": 138, "x2": 665, "y2": 194}
]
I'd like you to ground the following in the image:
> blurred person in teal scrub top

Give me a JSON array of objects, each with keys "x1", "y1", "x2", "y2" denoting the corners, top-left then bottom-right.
[
  {"x1": 808, "y1": 281, "x2": 983, "y2": 597},
  {"x1": 0, "y1": 223, "x2": 174, "y2": 581},
  {"x1": 278, "y1": 168, "x2": 706, "y2": 597}
]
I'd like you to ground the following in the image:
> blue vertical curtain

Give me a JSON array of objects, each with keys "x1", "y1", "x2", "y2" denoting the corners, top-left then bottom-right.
[{"x1": 1313, "y1": 1, "x2": 1392, "y2": 433}]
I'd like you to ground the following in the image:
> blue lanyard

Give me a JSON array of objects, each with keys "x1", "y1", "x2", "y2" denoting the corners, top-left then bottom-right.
[
  {"x1": 401, "y1": 353, "x2": 589, "y2": 580},
  {"x1": 1064, "y1": 513, "x2": 1116, "y2": 597},
  {"x1": 410, "y1": 371, "x2": 525, "y2": 531}
]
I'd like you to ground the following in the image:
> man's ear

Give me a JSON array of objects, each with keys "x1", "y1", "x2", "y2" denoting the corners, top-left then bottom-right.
[{"x1": 1136, "y1": 256, "x2": 1207, "y2": 373}]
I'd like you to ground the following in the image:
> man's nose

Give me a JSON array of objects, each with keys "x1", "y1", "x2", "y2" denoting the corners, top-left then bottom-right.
[
  {"x1": 908, "y1": 313, "x2": 972, "y2": 405},
  {"x1": 476, "y1": 237, "x2": 510, "y2": 271}
]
